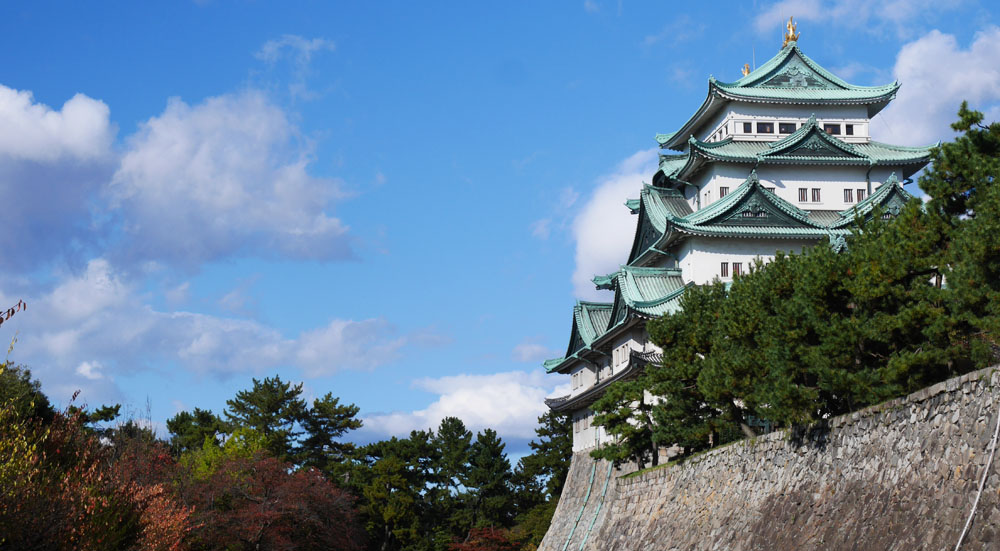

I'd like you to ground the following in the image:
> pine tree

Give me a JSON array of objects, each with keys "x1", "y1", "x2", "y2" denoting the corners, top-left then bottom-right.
[
  {"x1": 299, "y1": 392, "x2": 363, "y2": 472},
  {"x1": 225, "y1": 375, "x2": 307, "y2": 462}
]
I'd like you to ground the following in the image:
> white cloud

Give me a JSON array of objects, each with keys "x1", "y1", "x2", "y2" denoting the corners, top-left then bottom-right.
[
  {"x1": 108, "y1": 91, "x2": 351, "y2": 268},
  {"x1": 753, "y1": 0, "x2": 965, "y2": 38},
  {"x1": 571, "y1": 148, "x2": 657, "y2": 298},
  {"x1": 6, "y1": 259, "x2": 416, "y2": 406},
  {"x1": 0, "y1": 86, "x2": 114, "y2": 162},
  {"x1": 296, "y1": 319, "x2": 406, "y2": 377},
  {"x1": 512, "y1": 341, "x2": 559, "y2": 363},
  {"x1": 0, "y1": 86, "x2": 115, "y2": 271},
  {"x1": 75, "y1": 361, "x2": 106, "y2": 381},
  {"x1": 875, "y1": 27, "x2": 1000, "y2": 146},
  {"x1": 255, "y1": 35, "x2": 336, "y2": 100},
  {"x1": 363, "y1": 370, "x2": 563, "y2": 440},
  {"x1": 256, "y1": 35, "x2": 335, "y2": 66}
]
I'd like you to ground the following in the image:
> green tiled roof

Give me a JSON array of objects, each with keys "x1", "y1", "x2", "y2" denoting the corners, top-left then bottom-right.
[
  {"x1": 544, "y1": 301, "x2": 613, "y2": 373},
  {"x1": 627, "y1": 171, "x2": 849, "y2": 265},
  {"x1": 674, "y1": 117, "x2": 934, "y2": 181},
  {"x1": 831, "y1": 173, "x2": 914, "y2": 228},
  {"x1": 600, "y1": 265, "x2": 690, "y2": 333},
  {"x1": 662, "y1": 42, "x2": 899, "y2": 151},
  {"x1": 625, "y1": 198, "x2": 641, "y2": 213}
]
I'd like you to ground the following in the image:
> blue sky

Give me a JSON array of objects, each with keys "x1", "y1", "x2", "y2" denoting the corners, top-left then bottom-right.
[{"x1": 1, "y1": 0, "x2": 998, "y2": 453}]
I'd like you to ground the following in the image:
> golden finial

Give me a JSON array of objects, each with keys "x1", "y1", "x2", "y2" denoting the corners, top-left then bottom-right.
[
  {"x1": 741, "y1": 63, "x2": 750, "y2": 77},
  {"x1": 782, "y1": 16, "x2": 799, "y2": 47}
]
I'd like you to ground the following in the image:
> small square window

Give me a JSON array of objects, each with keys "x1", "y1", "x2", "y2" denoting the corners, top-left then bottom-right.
[
  {"x1": 779, "y1": 122, "x2": 797, "y2": 134},
  {"x1": 812, "y1": 188, "x2": 821, "y2": 202},
  {"x1": 845, "y1": 124, "x2": 854, "y2": 136},
  {"x1": 824, "y1": 124, "x2": 841, "y2": 135},
  {"x1": 720, "y1": 262, "x2": 729, "y2": 278},
  {"x1": 798, "y1": 188, "x2": 808, "y2": 202},
  {"x1": 756, "y1": 122, "x2": 774, "y2": 134},
  {"x1": 857, "y1": 189, "x2": 866, "y2": 201},
  {"x1": 719, "y1": 186, "x2": 729, "y2": 197},
  {"x1": 743, "y1": 122, "x2": 752, "y2": 133},
  {"x1": 765, "y1": 187, "x2": 776, "y2": 193},
  {"x1": 882, "y1": 212, "x2": 892, "y2": 220},
  {"x1": 733, "y1": 263, "x2": 743, "y2": 276},
  {"x1": 844, "y1": 189, "x2": 854, "y2": 202}
]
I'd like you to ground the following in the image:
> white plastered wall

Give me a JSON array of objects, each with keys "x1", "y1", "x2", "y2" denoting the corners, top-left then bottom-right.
[{"x1": 676, "y1": 236, "x2": 821, "y2": 285}]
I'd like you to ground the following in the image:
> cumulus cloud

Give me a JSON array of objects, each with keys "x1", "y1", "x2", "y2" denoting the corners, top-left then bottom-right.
[
  {"x1": 754, "y1": 0, "x2": 964, "y2": 38},
  {"x1": 362, "y1": 370, "x2": 563, "y2": 441},
  {"x1": 0, "y1": 86, "x2": 115, "y2": 271},
  {"x1": 6, "y1": 259, "x2": 415, "y2": 406},
  {"x1": 875, "y1": 27, "x2": 1000, "y2": 146},
  {"x1": 108, "y1": 91, "x2": 351, "y2": 268},
  {"x1": 571, "y1": 148, "x2": 657, "y2": 298}
]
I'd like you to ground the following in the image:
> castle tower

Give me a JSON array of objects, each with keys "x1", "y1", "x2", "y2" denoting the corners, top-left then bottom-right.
[{"x1": 543, "y1": 29, "x2": 935, "y2": 453}]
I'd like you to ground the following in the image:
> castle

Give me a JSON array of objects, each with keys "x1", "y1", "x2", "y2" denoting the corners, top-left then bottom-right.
[{"x1": 542, "y1": 19, "x2": 934, "y2": 454}]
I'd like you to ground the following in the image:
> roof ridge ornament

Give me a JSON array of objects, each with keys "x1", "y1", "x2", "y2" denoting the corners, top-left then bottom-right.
[
  {"x1": 742, "y1": 63, "x2": 751, "y2": 77},
  {"x1": 782, "y1": 16, "x2": 799, "y2": 48}
]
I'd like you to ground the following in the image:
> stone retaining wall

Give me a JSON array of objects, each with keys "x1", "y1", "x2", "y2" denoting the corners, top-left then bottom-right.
[{"x1": 543, "y1": 366, "x2": 1000, "y2": 551}]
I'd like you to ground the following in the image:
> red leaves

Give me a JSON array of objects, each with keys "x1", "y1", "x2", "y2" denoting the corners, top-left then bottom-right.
[{"x1": 179, "y1": 454, "x2": 364, "y2": 551}]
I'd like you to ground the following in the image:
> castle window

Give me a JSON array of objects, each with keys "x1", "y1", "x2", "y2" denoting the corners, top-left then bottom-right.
[
  {"x1": 857, "y1": 189, "x2": 866, "y2": 201},
  {"x1": 824, "y1": 123, "x2": 841, "y2": 135},
  {"x1": 756, "y1": 122, "x2": 774, "y2": 134},
  {"x1": 844, "y1": 189, "x2": 854, "y2": 202},
  {"x1": 779, "y1": 122, "x2": 796, "y2": 134},
  {"x1": 765, "y1": 187, "x2": 776, "y2": 193},
  {"x1": 811, "y1": 188, "x2": 821, "y2": 202},
  {"x1": 720, "y1": 262, "x2": 729, "y2": 278},
  {"x1": 733, "y1": 263, "x2": 743, "y2": 276},
  {"x1": 743, "y1": 122, "x2": 752, "y2": 133},
  {"x1": 845, "y1": 124, "x2": 854, "y2": 136},
  {"x1": 882, "y1": 212, "x2": 892, "y2": 220},
  {"x1": 798, "y1": 188, "x2": 808, "y2": 202},
  {"x1": 719, "y1": 186, "x2": 729, "y2": 197}
]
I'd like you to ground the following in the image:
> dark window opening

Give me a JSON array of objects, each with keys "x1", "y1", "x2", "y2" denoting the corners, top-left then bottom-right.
[
  {"x1": 844, "y1": 189, "x2": 854, "y2": 202},
  {"x1": 798, "y1": 188, "x2": 808, "y2": 202},
  {"x1": 743, "y1": 122, "x2": 753, "y2": 133},
  {"x1": 756, "y1": 122, "x2": 774, "y2": 134},
  {"x1": 719, "y1": 186, "x2": 729, "y2": 197},
  {"x1": 845, "y1": 124, "x2": 854, "y2": 136},
  {"x1": 857, "y1": 189, "x2": 866, "y2": 201},
  {"x1": 720, "y1": 262, "x2": 729, "y2": 278},
  {"x1": 824, "y1": 124, "x2": 841, "y2": 135},
  {"x1": 779, "y1": 122, "x2": 797, "y2": 134},
  {"x1": 811, "y1": 188, "x2": 821, "y2": 202},
  {"x1": 765, "y1": 187, "x2": 776, "y2": 193},
  {"x1": 733, "y1": 263, "x2": 743, "y2": 276}
]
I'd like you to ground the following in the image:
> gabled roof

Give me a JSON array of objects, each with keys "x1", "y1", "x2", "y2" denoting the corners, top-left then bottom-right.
[
  {"x1": 661, "y1": 42, "x2": 899, "y2": 151},
  {"x1": 596, "y1": 265, "x2": 689, "y2": 332},
  {"x1": 829, "y1": 173, "x2": 915, "y2": 228},
  {"x1": 625, "y1": 185, "x2": 693, "y2": 265},
  {"x1": 673, "y1": 116, "x2": 934, "y2": 181},
  {"x1": 628, "y1": 172, "x2": 847, "y2": 264},
  {"x1": 543, "y1": 301, "x2": 613, "y2": 373}
]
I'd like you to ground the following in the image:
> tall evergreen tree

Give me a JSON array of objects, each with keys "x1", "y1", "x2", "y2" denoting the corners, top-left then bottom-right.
[
  {"x1": 465, "y1": 429, "x2": 512, "y2": 529},
  {"x1": 520, "y1": 410, "x2": 571, "y2": 499},
  {"x1": 299, "y1": 392, "x2": 363, "y2": 472},
  {"x1": 225, "y1": 375, "x2": 307, "y2": 462}
]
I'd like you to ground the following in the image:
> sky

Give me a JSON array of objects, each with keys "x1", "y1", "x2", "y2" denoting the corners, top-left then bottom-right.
[{"x1": 1, "y1": 0, "x2": 999, "y2": 453}]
